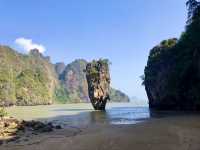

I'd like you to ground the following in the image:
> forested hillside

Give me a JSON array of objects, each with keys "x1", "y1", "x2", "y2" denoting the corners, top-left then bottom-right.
[{"x1": 0, "y1": 46, "x2": 58, "y2": 106}]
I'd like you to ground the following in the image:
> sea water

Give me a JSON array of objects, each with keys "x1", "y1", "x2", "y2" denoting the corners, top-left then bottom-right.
[{"x1": 6, "y1": 103, "x2": 150, "y2": 126}]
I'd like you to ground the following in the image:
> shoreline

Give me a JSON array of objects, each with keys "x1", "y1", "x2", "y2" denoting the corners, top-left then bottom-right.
[
  {"x1": 5, "y1": 103, "x2": 148, "y2": 122},
  {"x1": 1, "y1": 114, "x2": 200, "y2": 150}
]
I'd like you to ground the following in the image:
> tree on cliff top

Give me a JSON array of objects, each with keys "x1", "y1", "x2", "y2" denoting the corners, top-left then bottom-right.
[{"x1": 186, "y1": 0, "x2": 200, "y2": 24}]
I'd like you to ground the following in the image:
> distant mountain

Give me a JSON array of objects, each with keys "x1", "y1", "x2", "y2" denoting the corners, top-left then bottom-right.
[{"x1": 110, "y1": 88, "x2": 130, "y2": 103}]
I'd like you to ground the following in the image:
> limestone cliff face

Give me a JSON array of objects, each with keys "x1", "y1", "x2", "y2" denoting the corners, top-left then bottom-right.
[
  {"x1": 144, "y1": 0, "x2": 200, "y2": 111},
  {"x1": 85, "y1": 60, "x2": 110, "y2": 110},
  {"x1": 144, "y1": 39, "x2": 178, "y2": 110},
  {"x1": 59, "y1": 59, "x2": 89, "y2": 103},
  {"x1": 144, "y1": 15, "x2": 200, "y2": 110},
  {"x1": 0, "y1": 46, "x2": 58, "y2": 106}
]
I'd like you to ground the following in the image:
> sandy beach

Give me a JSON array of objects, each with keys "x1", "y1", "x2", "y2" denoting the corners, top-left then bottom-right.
[{"x1": 1, "y1": 114, "x2": 200, "y2": 150}]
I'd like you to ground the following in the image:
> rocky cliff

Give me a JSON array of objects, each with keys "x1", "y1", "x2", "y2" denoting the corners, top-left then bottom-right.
[
  {"x1": 85, "y1": 59, "x2": 111, "y2": 110},
  {"x1": 57, "y1": 59, "x2": 89, "y2": 103},
  {"x1": 0, "y1": 46, "x2": 58, "y2": 106},
  {"x1": 144, "y1": 1, "x2": 200, "y2": 110}
]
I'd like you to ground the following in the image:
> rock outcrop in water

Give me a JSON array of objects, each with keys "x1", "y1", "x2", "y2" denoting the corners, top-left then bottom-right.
[
  {"x1": 144, "y1": 1, "x2": 200, "y2": 110},
  {"x1": 85, "y1": 59, "x2": 111, "y2": 110}
]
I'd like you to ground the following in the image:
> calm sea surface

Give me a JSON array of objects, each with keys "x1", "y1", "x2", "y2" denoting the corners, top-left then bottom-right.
[{"x1": 6, "y1": 103, "x2": 150, "y2": 126}]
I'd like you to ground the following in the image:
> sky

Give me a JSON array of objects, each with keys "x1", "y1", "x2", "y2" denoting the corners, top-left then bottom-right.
[{"x1": 0, "y1": 0, "x2": 187, "y2": 100}]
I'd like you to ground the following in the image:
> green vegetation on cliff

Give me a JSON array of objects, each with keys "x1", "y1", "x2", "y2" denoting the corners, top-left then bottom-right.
[
  {"x1": 85, "y1": 59, "x2": 111, "y2": 110},
  {"x1": 144, "y1": 0, "x2": 200, "y2": 110},
  {"x1": 0, "y1": 46, "x2": 58, "y2": 106}
]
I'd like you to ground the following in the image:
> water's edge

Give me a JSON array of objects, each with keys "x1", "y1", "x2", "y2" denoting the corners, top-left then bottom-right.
[{"x1": 6, "y1": 103, "x2": 149, "y2": 126}]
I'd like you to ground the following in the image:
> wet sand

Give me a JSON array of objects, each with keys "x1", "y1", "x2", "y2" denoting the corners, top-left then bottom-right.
[{"x1": 1, "y1": 115, "x2": 200, "y2": 150}]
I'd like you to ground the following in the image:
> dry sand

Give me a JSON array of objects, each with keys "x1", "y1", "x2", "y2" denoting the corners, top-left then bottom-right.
[{"x1": 1, "y1": 115, "x2": 200, "y2": 150}]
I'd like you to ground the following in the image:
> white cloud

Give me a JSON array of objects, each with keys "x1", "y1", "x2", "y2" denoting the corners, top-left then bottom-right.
[{"x1": 15, "y1": 37, "x2": 46, "y2": 53}]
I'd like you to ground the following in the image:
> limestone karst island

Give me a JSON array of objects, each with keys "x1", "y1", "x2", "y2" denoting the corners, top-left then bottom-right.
[{"x1": 1, "y1": 0, "x2": 200, "y2": 150}]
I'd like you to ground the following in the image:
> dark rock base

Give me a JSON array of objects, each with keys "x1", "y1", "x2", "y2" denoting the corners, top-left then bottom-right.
[{"x1": 91, "y1": 99, "x2": 107, "y2": 110}]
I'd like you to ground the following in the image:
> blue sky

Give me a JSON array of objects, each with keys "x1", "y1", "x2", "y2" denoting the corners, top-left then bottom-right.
[{"x1": 0, "y1": 0, "x2": 187, "y2": 100}]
